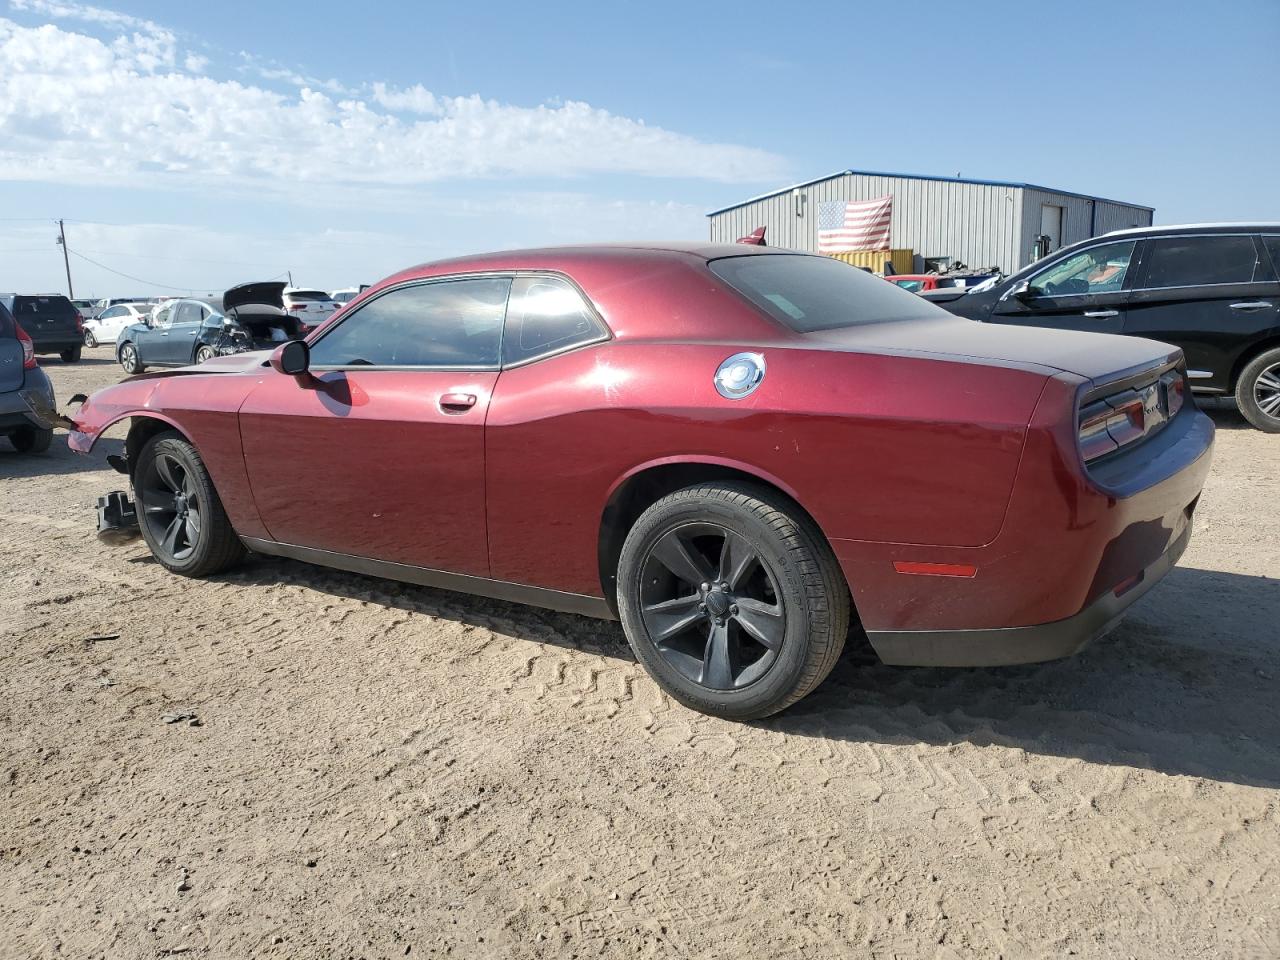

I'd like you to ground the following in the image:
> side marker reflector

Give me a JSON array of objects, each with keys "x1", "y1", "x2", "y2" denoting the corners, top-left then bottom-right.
[{"x1": 893, "y1": 561, "x2": 978, "y2": 578}]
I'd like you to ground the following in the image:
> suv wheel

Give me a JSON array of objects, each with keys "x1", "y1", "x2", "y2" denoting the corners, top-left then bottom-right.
[
  {"x1": 1236, "y1": 346, "x2": 1280, "y2": 433},
  {"x1": 134, "y1": 431, "x2": 245, "y2": 576},
  {"x1": 60, "y1": 346, "x2": 82, "y2": 363},
  {"x1": 617, "y1": 482, "x2": 850, "y2": 720},
  {"x1": 9, "y1": 426, "x2": 53, "y2": 454},
  {"x1": 119, "y1": 342, "x2": 145, "y2": 374}
]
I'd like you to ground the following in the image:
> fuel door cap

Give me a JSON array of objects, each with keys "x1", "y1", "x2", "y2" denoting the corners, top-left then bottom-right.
[{"x1": 714, "y1": 352, "x2": 766, "y2": 399}]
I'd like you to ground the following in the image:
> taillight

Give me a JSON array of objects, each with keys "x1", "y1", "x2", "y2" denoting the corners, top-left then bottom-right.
[
  {"x1": 15, "y1": 324, "x2": 36, "y2": 370},
  {"x1": 1078, "y1": 369, "x2": 1186, "y2": 463},
  {"x1": 288, "y1": 303, "x2": 307, "y2": 311},
  {"x1": 74, "y1": 311, "x2": 85, "y2": 332}
]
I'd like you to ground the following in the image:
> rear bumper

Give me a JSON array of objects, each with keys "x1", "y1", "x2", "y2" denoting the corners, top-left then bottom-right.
[
  {"x1": 0, "y1": 368, "x2": 55, "y2": 431},
  {"x1": 866, "y1": 521, "x2": 1191, "y2": 666},
  {"x1": 31, "y1": 338, "x2": 81, "y2": 353}
]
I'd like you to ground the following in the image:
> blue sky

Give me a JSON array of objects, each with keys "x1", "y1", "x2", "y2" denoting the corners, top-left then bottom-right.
[{"x1": 1, "y1": 0, "x2": 1276, "y2": 297}]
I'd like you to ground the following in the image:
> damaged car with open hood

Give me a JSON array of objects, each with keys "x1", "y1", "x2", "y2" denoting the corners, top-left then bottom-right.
[{"x1": 115, "y1": 282, "x2": 307, "y2": 374}]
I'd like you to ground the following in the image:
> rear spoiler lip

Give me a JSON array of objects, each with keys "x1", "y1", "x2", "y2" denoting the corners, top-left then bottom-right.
[{"x1": 1080, "y1": 350, "x2": 1184, "y2": 407}]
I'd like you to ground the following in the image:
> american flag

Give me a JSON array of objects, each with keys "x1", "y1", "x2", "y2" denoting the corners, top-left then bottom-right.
[{"x1": 816, "y1": 196, "x2": 893, "y2": 253}]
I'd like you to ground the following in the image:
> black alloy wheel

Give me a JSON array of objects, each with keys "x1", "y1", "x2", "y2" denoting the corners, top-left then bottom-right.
[
  {"x1": 617, "y1": 482, "x2": 850, "y2": 720},
  {"x1": 134, "y1": 432, "x2": 244, "y2": 576},
  {"x1": 139, "y1": 449, "x2": 204, "y2": 563},
  {"x1": 638, "y1": 522, "x2": 785, "y2": 690}
]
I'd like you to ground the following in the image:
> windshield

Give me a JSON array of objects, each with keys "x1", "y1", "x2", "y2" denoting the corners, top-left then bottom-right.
[{"x1": 710, "y1": 254, "x2": 941, "y2": 332}]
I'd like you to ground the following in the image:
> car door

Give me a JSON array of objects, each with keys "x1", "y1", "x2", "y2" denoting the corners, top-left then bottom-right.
[
  {"x1": 986, "y1": 238, "x2": 1139, "y2": 334},
  {"x1": 132, "y1": 302, "x2": 169, "y2": 363},
  {"x1": 238, "y1": 275, "x2": 510, "y2": 576},
  {"x1": 163, "y1": 301, "x2": 204, "y2": 363},
  {"x1": 1123, "y1": 234, "x2": 1280, "y2": 394}
]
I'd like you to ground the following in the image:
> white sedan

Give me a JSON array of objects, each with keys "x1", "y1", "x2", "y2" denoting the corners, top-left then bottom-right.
[{"x1": 83, "y1": 302, "x2": 152, "y2": 347}]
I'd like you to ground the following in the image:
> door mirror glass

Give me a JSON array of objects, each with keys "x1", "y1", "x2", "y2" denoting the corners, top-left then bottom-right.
[{"x1": 271, "y1": 339, "x2": 310, "y2": 377}]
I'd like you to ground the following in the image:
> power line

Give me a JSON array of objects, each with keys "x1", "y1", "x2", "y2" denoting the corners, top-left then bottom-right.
[{"x1": 67, "y1": 249, "x2": 212, "y2": 293}]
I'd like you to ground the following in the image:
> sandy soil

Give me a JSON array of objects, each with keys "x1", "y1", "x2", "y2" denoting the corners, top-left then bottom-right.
[{"x1": 2, "y1": 347, "x2": 1278, "y2": 959}]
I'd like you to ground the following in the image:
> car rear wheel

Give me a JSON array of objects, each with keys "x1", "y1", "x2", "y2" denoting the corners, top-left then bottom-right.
[
  {"x1": 1236, "y1": 347, "x2": 1280, "y2": 433},
  {"x1": 617, "y1": 482, "x2": 850, "y2": 720},
  {"x1": 119, "y1": 342, "x2": 144, "y2": 374},
  {"x1": 84, "y1": 329, "x2": 98, "y2": 348},
  {"x1": 134, "y1": 431, "x2": 245, "y2": 576},
  {"x1": 195, "y1": 345, "x2": 215, "y2": 364},
  {"x1": 9, "y1": 426, "x2": 53, "y2": 454},
  {"x1": 60, "y1": 346, "x2": 81, "y2": 363}
]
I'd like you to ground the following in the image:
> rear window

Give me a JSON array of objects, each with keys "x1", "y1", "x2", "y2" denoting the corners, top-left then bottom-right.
[
  {"x1": 287, "y1": 290, "x2": 333, "y2": 302},
  {"x1": 0, "y1": 303, "x2": 14, "y2": 338},
  {"x1": 12, "y1": 295, "x2": 76, "y2": 321},
  {"x1": 710, "y1": 254, "x2": 940, "y2": 332},
  {"x1": 1141, "y1": 235, "x2": 1261, "y2": 287}
]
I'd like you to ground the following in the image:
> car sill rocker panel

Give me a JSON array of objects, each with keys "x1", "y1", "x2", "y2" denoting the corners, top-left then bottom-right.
[{"x1": 240, "y1": 537, "x2": 616, "y2": 620}]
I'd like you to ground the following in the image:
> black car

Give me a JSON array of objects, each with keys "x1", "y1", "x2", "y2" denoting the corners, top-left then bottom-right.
[
  {"x1": 942, "y1": 224, "x2": 1280, "y2": 432},
  {"x1": 0, "y1": 294, "x2": 83, "y2": 362},
  {"x1": 116, "y1": 283, "x2": 305, "y2": 374},
  {"x1": 0, "y1": 302, "x2": 57, "y2": 452}
]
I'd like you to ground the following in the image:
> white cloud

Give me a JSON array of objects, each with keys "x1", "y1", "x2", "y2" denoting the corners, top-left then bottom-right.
[{"x1": 0, "y1": 11, "x2": 786, "y2": 191}]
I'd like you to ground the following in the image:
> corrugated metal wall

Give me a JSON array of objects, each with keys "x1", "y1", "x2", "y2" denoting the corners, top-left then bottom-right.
[
  {"x1": 708, "y1": 173, "x2": 1021, "y2": 271},
  {"x1": 1017, "y1": 190, "x2": 1154, "y2": 266},
  {"x1": 708, "y1": 173, "x2": 1154, "y2": 273}
]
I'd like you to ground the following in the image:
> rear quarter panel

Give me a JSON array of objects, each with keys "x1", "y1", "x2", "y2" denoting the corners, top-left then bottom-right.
[{"x1": 485, "y1": 341, "x2": 1049, "y2": 596}]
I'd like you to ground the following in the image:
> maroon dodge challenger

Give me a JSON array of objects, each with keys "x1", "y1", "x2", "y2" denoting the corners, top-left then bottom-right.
[{"x1": 70, "y1": 244, "x2": 1214, "y2": 719}]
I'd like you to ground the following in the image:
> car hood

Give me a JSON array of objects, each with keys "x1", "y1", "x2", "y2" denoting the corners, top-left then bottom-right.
[
  {"x1": 223, "y1": 282, "x2": 286, "y2": 312},
  {"x1": 808, "y1": 315, "x2": 1181, "y2": 383}
]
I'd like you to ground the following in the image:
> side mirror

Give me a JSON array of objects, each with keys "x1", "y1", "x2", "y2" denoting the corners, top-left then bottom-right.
[
  {"x1": 270, "y1": 339, "x2": 311, "y2": 378},
  {"x1": 1006, "y1": 280, "x2": 1035, "y2": 303}
]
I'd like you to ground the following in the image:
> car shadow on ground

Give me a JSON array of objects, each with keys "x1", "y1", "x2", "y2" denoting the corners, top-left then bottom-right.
[
  {"x1": 219, "y1": 556, "x2": 1279, "y2": 790},
  {"x1": 0, "y1": 433, "x2": 123, "y2": 477},
  {"x1": 36, "y1": 356, "x2": 120, "y2": 368},
  {"x1": 1199, "y1": 398, "x2": 1254, "y2": 431}
]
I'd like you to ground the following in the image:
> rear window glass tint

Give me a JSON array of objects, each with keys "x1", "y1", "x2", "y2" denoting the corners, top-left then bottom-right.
[
  {"x1": 1142, "y1": 236, "x2": 1261, "y2": 287},
  {"x1": 12, "y1": 296, "x2": 76, "y2": 320},
  {"x1": 710, "y1": 254, "x2": 939, "y2": 332},
  {"x1": 288, "y1": 291, "x2": 333, "y2": 302}
]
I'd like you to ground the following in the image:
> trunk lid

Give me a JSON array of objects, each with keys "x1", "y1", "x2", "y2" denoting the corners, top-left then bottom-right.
[
  {"x1": 809, "y1": 315, "x2": 1181, "y2": 382},
  {"x1": 223, "y1": 282, "x2": 287, "y2": 313},
  {"x1": 9, "y1": 295, "x2": 79, "y2": 346}
]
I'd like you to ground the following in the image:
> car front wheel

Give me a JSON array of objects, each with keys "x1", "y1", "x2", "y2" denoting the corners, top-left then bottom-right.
[
  {"x1": 134, "y1": 431, "x2": 245, "y2": 576},
  {"x1": 617, "y1": 482, "x2": 850, "y2": 720},
  {"x1": 84, "y1": 329, "x2": 98, "y2": 347},
  {"x1": 119, "y1": 342, "x2": 144, "y2": 374},
  {"x1": 1237, "y1": 347, "x2": 1280, "y2": 433}
]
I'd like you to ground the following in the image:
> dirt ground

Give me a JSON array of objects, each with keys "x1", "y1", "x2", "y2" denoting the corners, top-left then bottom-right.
[{"x1": 2, "y1": 347, "x2": 1277, "y2": 960}]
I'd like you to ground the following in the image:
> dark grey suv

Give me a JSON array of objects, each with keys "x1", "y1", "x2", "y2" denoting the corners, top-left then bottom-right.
[
  {"x1": 943, "y1": 224, "x2": 1280, "y2": 432},
  {"x1": 0, "y1": 302, "x2": 57, "y2": 453}
]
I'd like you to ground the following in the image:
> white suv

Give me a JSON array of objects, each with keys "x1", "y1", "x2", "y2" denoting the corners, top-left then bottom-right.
[{"x1": 282, "y1": 288, "x2": 338, "y2": 333}]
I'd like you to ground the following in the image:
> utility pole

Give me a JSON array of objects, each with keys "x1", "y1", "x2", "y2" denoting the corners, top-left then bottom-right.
[{"x1": 56, "y1": 219, "x2": 74, "y2": 298}]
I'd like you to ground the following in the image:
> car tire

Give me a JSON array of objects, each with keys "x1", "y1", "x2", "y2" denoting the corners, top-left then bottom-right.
[
  {"x1": 1235, "y1": 347, "x2": 1280, "y2": 433},
  {"x1": 134, "y1": 431, "x2": 246, "y2": 577},
  {"x1": 119, "y1": 341, "x2": 145, "y2": 374},
  {"x1": 9, "y1": 426, "x2": 53, "y2": 454},
  {"x1": 84, "y1": 330, "x2": 98, "y2": 348},
  {"x1": 616, "y1": 482, "x2": 850, "y2": 720},
  {"x1": 60, "y1": 346, "x2": 82, "y2": 363},
  {"x1": 195, "y1": 345, "x2": 215, "y2": 364}
]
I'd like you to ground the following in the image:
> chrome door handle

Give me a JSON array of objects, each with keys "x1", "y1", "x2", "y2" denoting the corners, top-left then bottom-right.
[
  {"x1": 1082, "y1": 309, "x2": 1119, "y2": 319},
  {"x1": 1230, "y1": 301, "x2": 1272, "y2": 312}
]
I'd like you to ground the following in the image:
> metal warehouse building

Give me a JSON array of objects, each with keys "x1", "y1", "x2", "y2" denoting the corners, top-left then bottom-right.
[{"x1": 707, "y1": 169, "x2": 1154, "y2": 273}]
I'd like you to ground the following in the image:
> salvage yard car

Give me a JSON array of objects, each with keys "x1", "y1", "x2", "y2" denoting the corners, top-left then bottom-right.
[
  {"x1": 0, "y1": 293, "x2": 84, "y2": 362},
  {"x1": 943, "y1": 223, "x2": 1280, "y2": 432},
  {"x1": 70, "y1": 244, "x2": 1214, "y2": 719},
  {"x1": 0, "y1": 301, "x2": 57, "y2": 452},
  {"x1": 83, "y1": 301, "x2": 152, "y2": 347},
  {"x1": 115, "y1": 283, "x2": 305, "y2": 373}
]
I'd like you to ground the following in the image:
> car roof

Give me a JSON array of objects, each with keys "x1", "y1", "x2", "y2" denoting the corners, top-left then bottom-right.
[{"x1": 1104, "y1": 222, "x2": 1280, "y2": 238}]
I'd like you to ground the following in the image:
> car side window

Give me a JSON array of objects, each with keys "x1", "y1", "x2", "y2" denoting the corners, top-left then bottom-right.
[
  {"x1": 174, "y1": 303, "x2": 198, "y2": 324},
  {"x1": 100, "y1": 306, "x2": 122, "y2": 320},
  {"x1": 151, "y1": 305, "x2": 172, "y2": 327},
  {"x1": 1139, "y1": 236, "x2": 1261, "y2": 288},
  {"x1": 1027, "y1": 241, "x2": 1136, "y2": 297},
  {"x1": 309, "y1": 277, "x2": 511, "y2": 368},
  {"x1": 502, "y1": 275, "x2": 604, "y2": 365}
]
